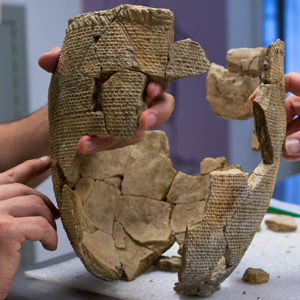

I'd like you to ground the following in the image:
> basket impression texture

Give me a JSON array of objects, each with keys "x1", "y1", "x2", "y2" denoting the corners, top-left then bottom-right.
[{"x1": 48, "y1": 4, "x2": 286, "y2": 297}]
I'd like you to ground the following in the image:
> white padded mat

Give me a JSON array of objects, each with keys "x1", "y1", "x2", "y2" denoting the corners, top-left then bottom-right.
[{"x1": 26, "y1": 214, "x2": 300, "y2": 300}]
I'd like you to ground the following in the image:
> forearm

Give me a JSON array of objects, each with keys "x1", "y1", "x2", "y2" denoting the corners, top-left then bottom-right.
[{"x1": 0, "y1": 106, "x2": 49, "y2": 171}]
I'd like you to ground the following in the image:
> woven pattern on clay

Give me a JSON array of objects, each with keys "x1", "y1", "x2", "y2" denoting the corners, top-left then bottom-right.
[
  {"x1": 48, "y1": 4, "x2": 285, "y2": 297},
  {"x1": 48, "y1": 4, "x2": 210, "y2": 285}
]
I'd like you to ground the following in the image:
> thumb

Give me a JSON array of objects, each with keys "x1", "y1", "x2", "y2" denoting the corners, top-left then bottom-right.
[
  {"x1": 0, "y1": 248, "x2": 20, "y2": 300},
  {"x1": 285, "y1": 137, "x2": 300, "y2": 155},
  {"x1": 38, "y1": 47, "x2": 61, "y2": 73},
  {"x1": 0, "y1": 156, "x2": 51, "y2": 184}
]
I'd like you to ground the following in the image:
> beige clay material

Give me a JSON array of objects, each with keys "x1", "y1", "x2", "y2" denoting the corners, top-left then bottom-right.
[
  {"x1": 56, "y1": 129, "x2": 230, "y2": 281},
  {"x1": 49, "y1": 4, "x2": 210, "y2": 184},
  {"x1": 155, "y1": 256, "x2": 183, "y2": 273},
  {"x1": 175, "y1": 39, "x2": 285, "y2": 297},
  {"x1": 242, "y1": 268, "x2": 270, "y2": 284},
  {"x1": 48, "y1": 4, "x2": 286, "y2": 298},
  {"x1": 200, "y1": 156, "x2": 228, "y2": 174},
  {"x1": 49, "y1": 5, "x2": 210, "y2": 283},
  {"x1": 206, "y1": 63, "x2": 259, "y2": 120},
  {"x1": 265, "y1": 215, "x2": 298, "y2": 232},
  {"x1": 226, "y1": 47, "x2": 266, "y2": 77}
]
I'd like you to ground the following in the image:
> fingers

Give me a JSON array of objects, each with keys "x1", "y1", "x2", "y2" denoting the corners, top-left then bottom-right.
[
  {"x1": 0, "y1": 207, "x2": 58, "y2": 299},
  {"x1": 282, "y1": 152, "x2": 300, "y2": 161},
  {"x1": 285, "y1": 94, "x2": 300, "y2": 124},
  {"x1": 268, "y1": 72, "x2": 300, "y2": 161},
  {"x1": 26, "y1": 168, "x2": 51, "y2": 188},
  {"x1": 250, "y1": 72, "x2": 300, "y2": 103},
  {"x1": 286, "y1": 114, "x2": 300, "y2": 137},
  {"x1": 285, "y1": 72, "x2": 300, "y2": 95},
  {"x1": 0, "y1": 213, "x2": 58, "y2": 299},
  {"x1": 78, "y1": 92, "x2": 174, "y2": 153},
  {"x1": 282, "y1": 136, "x2": 300, "y2": 161},
  {"x1": 2, "y1": 216, "x2": 58, "y2": 251},
  {"x1": 0, "y1": 183, "x2": 59, "y2": 219},
  {"x1": 283, "y1": 88, "x2": 300, "y2": 160},
  {"x1": 145, "y1": 81, "x2": 168, "y2": 104},
  {"x1": 78, "y1": 135, "x2": 119, "y2": 154},
  {"x1": 143, "y1": 82, "x2": 174, "y2": 129},
  {"x1": 38, "y1": 47, "x2": 61, "y2": 73},
  {"x1": 283, "y1": 129, "x2": 300, "y2": 160},
  {"x1": 78, "y1": 129, "x2": 144, "y2": 154},
  {"x1": 0, "y1": 195, "x2": 57, "y2": 229},
  {"x1": 139, "y1": 92, "x2": 175, "y2": 130},
  {"x1": 0, "y1": 245, "x2": 20, "y2": 300},
  {"x1": 78, "y1": 81, "x2": 173, "y2": 154},
  {"x1": 250, "y1": 72, "x2": 300, "y2": 102},
  {"x1": 249, "y1": 86, "x2": 259, "y2": 102},
  {"x1": 0, "y1": 156, "x2": 51, "y2": 185},
  {"x1": 0, "y1": 156, "x2": 58, "y2": 298}
]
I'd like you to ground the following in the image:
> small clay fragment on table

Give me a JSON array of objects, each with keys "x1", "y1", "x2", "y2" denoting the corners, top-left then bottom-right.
[
  {"x1": 242, "y1": 268, "x2": 270, "y2": 284},
  {"x1": 265, "y1": 215, "x2": 297, "y2": 232}
]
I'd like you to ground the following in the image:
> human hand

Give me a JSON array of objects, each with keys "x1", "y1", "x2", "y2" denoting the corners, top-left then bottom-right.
[
  {"x1": 249, "y1": 72, "x2": 300, "y2": 161},
  {"x1": 38, "y1": 47, "x2": 175, "y2": 154},
  {"x1": 0, "y1": 156, "x2": 59, "y2": 299},
  {"x1": 282, "y1": 72, "x2": 300, "y2": 161}
]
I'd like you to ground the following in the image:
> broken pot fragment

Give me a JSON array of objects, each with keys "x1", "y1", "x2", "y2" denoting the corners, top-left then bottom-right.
[
  {"x1": 49, "y1": 4, "x2": 210, "y2": 282},
  {"x1": 206, "y1": 63, "x2": 259, "y2": 120},
  {"x1": 48, "y1": 4, "x2": 286, "y2": 298},
  {"x1": 175, "y1": 39, "x2": 285, "y2": 297}
]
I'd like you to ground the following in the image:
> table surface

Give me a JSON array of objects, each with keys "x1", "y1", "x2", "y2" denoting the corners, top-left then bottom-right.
[
  {"x1": 8, "y1": 213, "x2": 300, "y2": 300},
  {"x1": 7, "y1": 253, "x2": 117, "y2": 300}
]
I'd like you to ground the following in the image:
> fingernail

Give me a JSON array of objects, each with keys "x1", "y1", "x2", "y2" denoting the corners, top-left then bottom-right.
[
  {"x1": 146, "y1": 114, "x2": 157, "y2": 129},
  {"x1": 85, "y1": 140, "x2": 97, "y2": 153},
  {"x1": 40, "y1": 155, "x2": 51, "y2": 162},
  {"x1": 285, "y1": 138, "x2": 300, "y2": 154}
]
